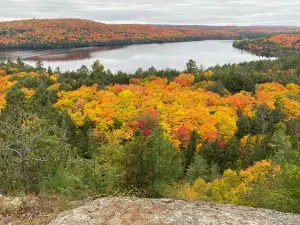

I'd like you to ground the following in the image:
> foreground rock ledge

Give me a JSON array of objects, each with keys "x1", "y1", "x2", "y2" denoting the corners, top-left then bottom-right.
[{"x1": 49, "y1": 197, "x2": 300, "y2": 225}]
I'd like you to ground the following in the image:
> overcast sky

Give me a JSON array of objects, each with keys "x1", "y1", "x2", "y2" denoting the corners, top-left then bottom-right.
[{"x1": 1, "y1": 0, "x2": 300, "y2": 26}]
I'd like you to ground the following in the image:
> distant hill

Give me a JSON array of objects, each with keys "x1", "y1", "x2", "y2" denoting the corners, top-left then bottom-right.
[
  {"x1": 0, "y1": 18, "x2": 300, "y2": 50},
  {"x1": 233, "y1": 34, "x2": 300, "y2": 56}
]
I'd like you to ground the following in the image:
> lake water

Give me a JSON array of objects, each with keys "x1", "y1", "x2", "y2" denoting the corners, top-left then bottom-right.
[{"x1": 0, "y1": 40, "x2": 274, "y2": 73}]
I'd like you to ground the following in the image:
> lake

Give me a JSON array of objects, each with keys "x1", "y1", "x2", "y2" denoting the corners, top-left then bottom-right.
[{"x1": 0, "y1": 40, "x2": 274, "y2": 73}]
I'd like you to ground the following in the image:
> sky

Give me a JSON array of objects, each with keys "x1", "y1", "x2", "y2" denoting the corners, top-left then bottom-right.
[{"x1": 1, "y1": 0, "x2": 300, "y2": 26}]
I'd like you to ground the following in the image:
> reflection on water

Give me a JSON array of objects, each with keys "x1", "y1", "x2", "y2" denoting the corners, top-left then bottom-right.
[
  {"x1": 25, "y1": 46, "x2": 122, "y2": 61},
  {"x1": 0, "y1": 46, "x2": 121, "y2": 62},
  {"x1": 0, "y1": 40, "x2": 275, "y2": 73}
]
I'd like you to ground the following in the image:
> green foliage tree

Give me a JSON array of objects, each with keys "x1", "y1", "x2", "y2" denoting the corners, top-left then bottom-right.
[
  {"x1": 76, "y1": 116, "x2": 98, "y2": 159},
  {"x1": 236, "y1": 115, "x2": 251, "y2": 138},
  {"x1": 95, "y1": 134, "x2": 126, "y2": 195},
  {"x1": 186, "y1": 154, "x2": 220, "y2": 182},
  {"x1": 91, "y1": 60, "x2": 105, "y2": 74},
  {"x1": 286, "y1": 118, "x2": 300, "y2": 147},
  {"x1": 252, "y1": 143, "x2": 300, "y2": 213},
  {"x1": 42, "y1": 158, "x2": 99, "y2": 198},
  {"x1": 206, "y1": 80, "x2": 229, "y2": 96},
  {"x1": 47, "y1": 66, "x2": 53, "y2": 75},
  {"x1": 17, "y1": 57, "x2": 25, "y2": 67},
  {"x1": 185, "y1": 59, "x2": 198, "y2": 74},
  {"x1": 185, "y1": 130, "x2": 197, "y2": 171},
  {"x1": 268, "y1": 124, "x2": 292, "y2": 160},
  {"x1": 251, "y1": 103, "x2": 274, "y2": 135},
  {"x1": 35, "y1": 61, "x2": 46, "y2": 73},
  {"x1": 96, "y1": 129, "x2": 183, "y2": 197},
  {"x1": 0, "y1": 86, "x2": 70, "y2": 194}
]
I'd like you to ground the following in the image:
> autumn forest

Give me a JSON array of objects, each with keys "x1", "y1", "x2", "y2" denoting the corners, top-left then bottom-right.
[
  {"x1": 234, "y1": 34, "x2": 300, "y2": 56},
  {"x1": 0, "y1": 18, "x2": 300, "y2": 220},
  {"x1": 1, "y1": 19, "x2": 300, "y2": 49}
]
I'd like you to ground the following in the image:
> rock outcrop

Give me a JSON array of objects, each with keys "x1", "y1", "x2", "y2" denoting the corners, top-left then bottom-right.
[{"x1": 49, "y1": 197, "x2": 300, "y2": 225}]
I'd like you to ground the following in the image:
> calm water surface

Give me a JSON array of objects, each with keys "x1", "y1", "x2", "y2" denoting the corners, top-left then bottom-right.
[{"x1": 0, "y1": 40, "x2": 274, "y2": 73}]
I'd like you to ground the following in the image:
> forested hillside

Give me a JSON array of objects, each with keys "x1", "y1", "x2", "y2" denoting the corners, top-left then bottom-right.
[
  {"x1": 233, "y1": 34, "x2": 300, "y2": 56},
  {"x1": 1, "y1": 19, "x2": 300, "y2": 49},
  {"x1": 0, "y1": 56, "x2": 300, "y2": 216}
]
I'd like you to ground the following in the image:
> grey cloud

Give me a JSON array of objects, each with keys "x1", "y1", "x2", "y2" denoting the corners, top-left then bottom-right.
[{"x1": 1, "y1": 0, "x2": 300, "y2": 25}]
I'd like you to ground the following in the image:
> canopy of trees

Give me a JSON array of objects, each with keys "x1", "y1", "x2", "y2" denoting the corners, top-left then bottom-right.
[
  {"x1": 233, "y1": 34, "x2": 300, "y2": 56},
  {"x1": 0, "y1": 55, "x2": 300, "y2": 213},
  {"x1": 1, "y1": 19, "x2": 300, "y2": 49}
]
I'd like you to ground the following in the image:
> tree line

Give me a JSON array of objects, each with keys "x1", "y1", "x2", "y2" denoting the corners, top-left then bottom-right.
[
  {"x1": 1, "y1": 19, "x2": 300, "y2": 50},
  {"x1": 233, "y1": 33, "x2": 300, "y2": 57}
]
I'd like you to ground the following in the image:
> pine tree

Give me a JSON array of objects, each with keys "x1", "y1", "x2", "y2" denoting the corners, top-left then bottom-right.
[
  {"x1": 47, "y1": 66, "x2": 53, "y2": 75},
  {"x1": 185, "y1": 130, "x2": 198, "y2": 171},
  {"x1": 185, "y1": 59, "x2": 198, "y2": 73}
]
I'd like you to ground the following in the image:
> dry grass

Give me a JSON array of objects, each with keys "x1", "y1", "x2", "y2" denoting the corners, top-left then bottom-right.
[{"x1": 0, "y1": 194, "x2": 89, "y2": 225}]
